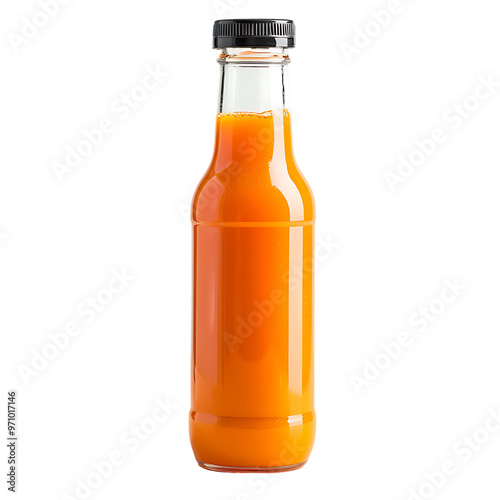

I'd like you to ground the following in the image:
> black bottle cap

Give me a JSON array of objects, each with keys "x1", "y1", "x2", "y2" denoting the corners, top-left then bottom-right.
[{"x1": 213, "y1": 19, "x2": 295, "y2": 49}]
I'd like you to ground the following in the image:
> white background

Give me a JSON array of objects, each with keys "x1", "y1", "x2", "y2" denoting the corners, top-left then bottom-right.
[{"x1": 1, "y1": 0, "x2": 500, "y2": 499}]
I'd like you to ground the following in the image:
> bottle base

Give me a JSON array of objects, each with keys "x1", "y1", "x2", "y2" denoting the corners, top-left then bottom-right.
[{"x1": 197, "y1": 460, "x2": 307, "y2": 473}]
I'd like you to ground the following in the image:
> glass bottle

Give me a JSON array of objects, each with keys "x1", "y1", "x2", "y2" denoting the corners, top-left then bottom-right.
[{"x1": 190, "y1": 19, "x2": 315, "y2": 472}]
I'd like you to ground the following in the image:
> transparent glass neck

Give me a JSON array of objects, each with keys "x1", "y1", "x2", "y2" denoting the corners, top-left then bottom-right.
[{"x1": 217, "y1": 47, "x2": 290, "y2": 114}]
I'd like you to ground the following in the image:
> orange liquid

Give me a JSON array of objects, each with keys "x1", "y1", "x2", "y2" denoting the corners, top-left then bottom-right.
[{"x1": 190, "y1": 109, "x2": 315, "y2": 471}]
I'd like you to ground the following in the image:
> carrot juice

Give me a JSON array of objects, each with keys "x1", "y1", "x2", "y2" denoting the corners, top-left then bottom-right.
[{"x1": 190, "y1": 19, "x2": 315, "y2": 472}]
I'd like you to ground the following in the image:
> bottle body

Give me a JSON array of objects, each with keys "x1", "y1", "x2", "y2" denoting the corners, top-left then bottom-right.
[{"x1": 190, "y1": 108, "x2": 315, "y2": 471}]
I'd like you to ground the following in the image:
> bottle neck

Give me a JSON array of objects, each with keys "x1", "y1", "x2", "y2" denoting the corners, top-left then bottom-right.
[{"x1": 217, "y1": 48, "x2": 291, "y2": 114}]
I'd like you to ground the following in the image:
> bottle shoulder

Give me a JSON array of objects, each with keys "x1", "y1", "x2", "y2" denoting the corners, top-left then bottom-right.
[{"x1": 192, "y1": 159, "x2": 315, "y2": 224}]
